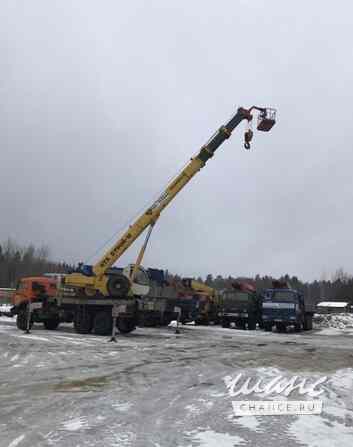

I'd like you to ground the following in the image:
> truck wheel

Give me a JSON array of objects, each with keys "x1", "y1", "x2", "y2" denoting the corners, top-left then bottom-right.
[
  {"x1": 74, "y1": 307, "x2": 92, "y2": 334},
  {"x1": 196, "y1": 317, "x2": 209, "y2": 326},
  {"x1": 248, "y1": 319, "x2": 256, "y2": 330},
  {"x1": 43, "y1": 318, "x2": 60, "y2": 330},
  {"x1": 238, "y1": 321, "x2": 246, "y2": 330},
  {"x1": 93, "y1": 311, "x2": 113, "y2": 335},
  {"x1": 294, "y1": 322, "x2": 302, "y2": 332},
  {"x1": 16, "y1": 309, "x2": 31, "y2": 331},
  {"x1": 276, "y1": 323, "x2": 286, "y2": 333},
  {"x1": 263, "y1": 322, "x2": 272, "y2": 332},
  {"x1": 107, "y1": 274, "x2": 130, "y2": 298},
  {"x1": 116, "y1": 317, "x2": 136, "y2": 334},
  {"x1": 222, "y1": 319, "x2": 230, "y2": 328},
  {"x1": 303, "y1": 315, "x2": 313, "y2": 331}
]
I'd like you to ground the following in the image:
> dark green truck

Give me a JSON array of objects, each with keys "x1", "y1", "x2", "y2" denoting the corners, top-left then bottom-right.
[{"x1": 221, "y1": 282, "x2": 261, "y2": 330}]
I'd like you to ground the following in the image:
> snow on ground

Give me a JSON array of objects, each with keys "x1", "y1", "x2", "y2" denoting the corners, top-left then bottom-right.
[
  {"x1": 62, "y1": 416, "x2": 90, "y2": 432},
  {"x1": 7, "y1": 434, "x2": 26, "y2": 447},
  {"x1": 186, "y1": 430, "x2": 246, "y2": 447},
  {"x1": 0, "y1": 315, "x2": 14, "y2": 323},
  {"x1": 231, "y1": 415, "x2": 261, "y2": 431},
  {"x1": 289, "y1": 416, "x2": 353, "y2": 447},
  {"x1": 1, "y1": 317, "x2": 353, "y2": 446},
  {"x1": 314, "y1": 313, "x2": 353, "y2": 330},
  {"x1": 289, "y1": 368, "x2": 353, "y2": 447}
]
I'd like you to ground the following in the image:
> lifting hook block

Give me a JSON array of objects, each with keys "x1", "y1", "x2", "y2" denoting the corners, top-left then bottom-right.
[{"x1": 244, "y1": 129, "x2": 253, "y2": 150}]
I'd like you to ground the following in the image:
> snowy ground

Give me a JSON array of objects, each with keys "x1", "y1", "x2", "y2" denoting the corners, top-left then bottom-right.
[{"x1": 0, "y1": 316, "x2": 352, "y2": 447}]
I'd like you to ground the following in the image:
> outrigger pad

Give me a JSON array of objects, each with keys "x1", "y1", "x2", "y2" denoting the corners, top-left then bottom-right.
[{"x1": 257, "y1": 108, "x2": 276, "y2": 132}]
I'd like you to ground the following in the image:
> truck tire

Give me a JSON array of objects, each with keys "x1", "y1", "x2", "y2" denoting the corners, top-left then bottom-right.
[
  {"x1": 43, "y1": 318, "x2": 60, "y2": 330},
  {"x1": 263, "y1": 322, "x2": 272, "y2": 332},
  {"x1": 222, "y1": 319, "x2": 230, "y2": 328},
  {"x1": 107, "y1": 274, "x2": 130, "y2": 298},
  {"x1": 303, "y1": 314, "x2": 313, "y2": 331},
  {"x1": 238, "y1": 321, "x2": 246, "y2": 330},
  {"x1": 74, "y1": 307, "x2": 92, "y2": 334},
  {"x1": 93, "y1": 311, "x2": 112, "y2": 335},
  {"x1": 116, "y1": 317, "x2": 136, "y2": 334},
  {"x1": 196, "y1": 316, "x2": 209, "y2": 326},
  {"x1": 276, "y1": 322, "x2": 286, "y2": 333},
  {"x1": 248, "y1": 319, "x2": 256, "y2": 330},
  {"x1": 16, "y1": 308, "x2": 32, "y2": 331},
  {"x1": 294, "y1": 322, "x2": 302, "y2": 332}
]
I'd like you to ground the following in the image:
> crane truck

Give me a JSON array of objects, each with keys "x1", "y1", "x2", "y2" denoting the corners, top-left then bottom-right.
[
  {"x1": 220, "y1": 281, "x2": 262, "y2": 330},
  {"x1": 261, "y1": 281, "x2": 315, "y2": 332},
  {"x1": 12, "y1": 105, "x2": 276, "y2": 335},
  {"x1": 180, "y1": 278, "x2": 221, "y2": 325}
]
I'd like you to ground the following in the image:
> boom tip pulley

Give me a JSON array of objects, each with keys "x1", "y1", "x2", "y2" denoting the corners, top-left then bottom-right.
[{"x1": 243, "y1": 106, "x2": 277, "y2": 150}]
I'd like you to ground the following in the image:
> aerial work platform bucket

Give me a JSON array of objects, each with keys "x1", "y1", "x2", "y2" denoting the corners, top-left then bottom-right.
[{"x1": 257, "y1": 108, "x2": 276, "y2": 132}]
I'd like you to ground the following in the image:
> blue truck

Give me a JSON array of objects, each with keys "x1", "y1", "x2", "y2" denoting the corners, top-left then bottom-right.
[{"x1": 261, "y1": 281, "x2": 315, "y2": 333}]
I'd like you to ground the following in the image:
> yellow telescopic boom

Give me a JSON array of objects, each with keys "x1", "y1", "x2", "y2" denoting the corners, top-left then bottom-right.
[
  {"x1": 65, "y1": 106, "x2": 276, "y2": 298},
  {"x1": 182, "y1": 278, "x2": 216, "y2": 297}
]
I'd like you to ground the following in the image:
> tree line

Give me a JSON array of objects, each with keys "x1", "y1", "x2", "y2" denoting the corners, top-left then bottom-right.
[{"x1": 0, "y1": 240, "x2": 71, "y2": 288}]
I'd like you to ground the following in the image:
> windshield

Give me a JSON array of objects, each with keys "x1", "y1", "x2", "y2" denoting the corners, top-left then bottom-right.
[
  {"x1": 16, "y1": 281, "x2": 27, "y2": 291},
  {"x1": 224, "y1": 291, "x2": 251, "y2": 303},
  {"x1": 270, "y1": 291, "x2": 299, "y2": 302}
]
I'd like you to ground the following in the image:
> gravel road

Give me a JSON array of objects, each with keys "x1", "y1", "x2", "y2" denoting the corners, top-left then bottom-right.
[{"x1": 0, "y1": 317, "x2": 352, "y2": 447}]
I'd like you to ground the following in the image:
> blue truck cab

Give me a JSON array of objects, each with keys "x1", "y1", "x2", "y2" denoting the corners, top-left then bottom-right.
[{"x1": 261, "y1": 281, "x2": 314, "y2": 333}]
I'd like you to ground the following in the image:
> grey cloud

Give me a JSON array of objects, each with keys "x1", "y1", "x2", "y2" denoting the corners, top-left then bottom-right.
[{"x1": 1, "y1": 1, "x2": 352, "y2": 281}]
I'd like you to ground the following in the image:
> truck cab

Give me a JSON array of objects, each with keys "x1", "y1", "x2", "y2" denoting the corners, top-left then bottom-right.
[
  {"x1": 11, "y1": 276, "x2": 74, "y2": 332},
  {"x1": 261, "y1": 281, "x2": 314, "y2": 332},
  {"x1": 12, "y1": 277, "x2": 57, "y2": 307},
  {"x1": 221, "y1": 282, "x2": 260, "y2": 330}
]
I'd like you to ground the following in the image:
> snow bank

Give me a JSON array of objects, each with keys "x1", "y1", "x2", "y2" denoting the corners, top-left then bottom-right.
[
  {"x1": 314, "y1": 313, "x2": 353, "y2": 330},
  {"x1": 0, "y1": 304, "x2": 12, "y2": 313}
]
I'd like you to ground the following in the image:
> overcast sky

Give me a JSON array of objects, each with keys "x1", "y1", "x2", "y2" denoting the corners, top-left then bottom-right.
[{"x1": 1, "y1": 1, "x2": 352, "y2": 281}]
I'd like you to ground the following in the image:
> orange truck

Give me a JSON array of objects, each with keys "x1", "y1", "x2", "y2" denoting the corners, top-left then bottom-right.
[{"x1": 10, "y1": 276, "x2": 74, "y2": 331}]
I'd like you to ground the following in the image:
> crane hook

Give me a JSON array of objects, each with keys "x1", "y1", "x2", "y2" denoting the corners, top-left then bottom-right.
[{"x1": 244, "y1": 129, "x2": 253, "y2": 150}]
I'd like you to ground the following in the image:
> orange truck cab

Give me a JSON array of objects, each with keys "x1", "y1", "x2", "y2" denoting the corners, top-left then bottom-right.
[
  {"x1": 12, "y1": 277, "x2": 57, "y2": 307},
  {"x1": 10, "y1": 276, "x2": 74, "y2": 331}
]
